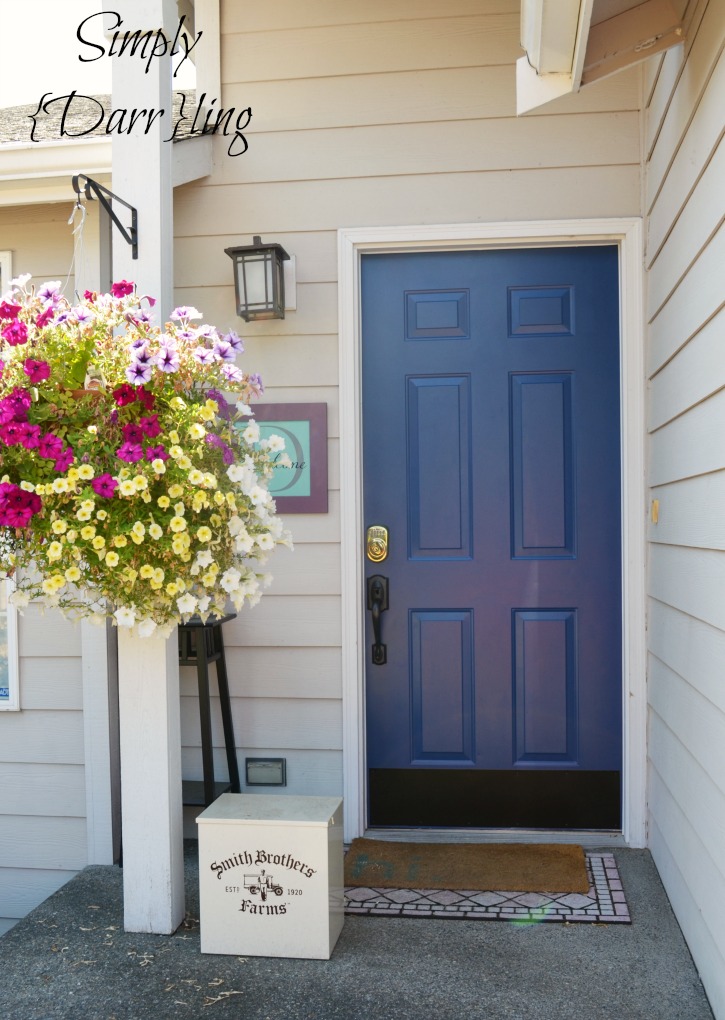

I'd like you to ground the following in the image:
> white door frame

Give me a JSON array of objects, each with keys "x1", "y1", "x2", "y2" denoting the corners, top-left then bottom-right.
[{"x1": 338, "y1": 218, "x2": 646, "y2": 847}]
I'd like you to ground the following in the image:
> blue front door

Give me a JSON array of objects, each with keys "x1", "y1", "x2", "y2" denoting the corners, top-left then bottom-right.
[{"x1": 362, "y1": 247, "x2": 622, "y2": 829}]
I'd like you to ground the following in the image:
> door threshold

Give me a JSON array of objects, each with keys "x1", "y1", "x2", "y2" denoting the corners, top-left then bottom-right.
[{"x1": 363, "y1": 827, "x2": 627, "y2": 848}]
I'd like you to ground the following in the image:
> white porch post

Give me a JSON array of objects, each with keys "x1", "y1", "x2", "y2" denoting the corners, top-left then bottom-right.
[{"x1": 109, "y1": 0, "x2": 184, "y2": 932}]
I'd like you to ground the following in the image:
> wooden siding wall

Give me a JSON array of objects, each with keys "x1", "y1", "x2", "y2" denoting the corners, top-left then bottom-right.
[
  {"x1": 174, "y1": 0, "x2": 642, "y2": 818},
  {"x1": 644, "y1": 1, "x2": 725, "y2": 1015},
  {"x1": 0, "y1": 208, "x2": 85, "y2": 933},
  {"x1": 0, "y1": 608, "x2": 86, "y2": 935},
  {"x1": 0, "y1": 203, "x2": 76, "y2": 297}
]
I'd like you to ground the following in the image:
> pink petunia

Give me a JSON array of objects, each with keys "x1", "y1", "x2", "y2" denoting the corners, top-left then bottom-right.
[
  {"x1": 145, "y1": 443, "x2": 169, "y2": 461},
  {"x1": 1, "y1": 320, "x2": 28, "y2": 346},
  {"x1": 37, "y1": 432, "x2": 63, "y2": 460},
  {"x1": 0, "y1": 301, "x2": 21, "y2": 320},
  {"x1": 140, "y1": 414, "x2": 161, "y2": 438},
  {"x1": 54, "y1": 447, "x2": 74, "y2": 473},
  {"x1": 111, "y1": 280, "x2": 134, "y2": 298},
  {"x1": 91, "y1": 474, "x2": 118, "y2": 498},
  {"x1": 23, "y1": 359, "x2": 51, "y2": 384},
  {"x1": 35, "y1": 307, "x2": 55, "y2": 329},
  {"x1": 112, "y1": 384, "x2": 137, "y2": 407},
  {"x1": 122, "y1": 423, "x2": 145, "y2": 444},
  {"x1": 117, "y1": 441, "x2": 143, "y2": 463}
]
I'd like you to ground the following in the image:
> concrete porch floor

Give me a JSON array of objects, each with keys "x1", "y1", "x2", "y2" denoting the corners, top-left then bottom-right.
[{"x1": 0, "y1": 844, "x2": 714, "y2": 1020}]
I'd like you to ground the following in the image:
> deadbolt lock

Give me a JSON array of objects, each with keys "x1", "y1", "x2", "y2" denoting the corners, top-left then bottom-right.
[{"x1": 366, "y1": 525, "x2": 389, "y2": 563}]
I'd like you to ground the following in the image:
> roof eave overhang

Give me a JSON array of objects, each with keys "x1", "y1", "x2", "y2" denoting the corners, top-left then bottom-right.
[{"x1": 517, "y1": 0, "x2": 686, "y2": 115}]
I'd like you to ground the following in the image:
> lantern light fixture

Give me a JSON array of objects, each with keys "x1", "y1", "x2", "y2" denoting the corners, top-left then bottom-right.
[{"x1": 224, "y1": 235, "x2": 291, "y2": 321}]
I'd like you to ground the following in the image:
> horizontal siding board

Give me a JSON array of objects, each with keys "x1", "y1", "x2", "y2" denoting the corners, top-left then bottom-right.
[
  {"x1": 174, "y1": 281, "x2": 338, "y2": 336},
  {"x1": 225, "y1": 66, "x2": 641, "y2": 135},
  {"x1": 18, "y1": 658, "x2": 83, "y2": 711},
  {"x1": 649, "y1": 708, "x2": 725, "y2": 877},
  {"x1": 174, "y1": 166, "x2": 642, "y2": 237},
  {"x1": 648, "y1": 311, "x2": 725, "y2": 430},
  {"x1": 0, "y1": 868, "x2": 77, "y2": 920},
  {"x1": 0, "y1": 711, "x2": 85, "y2": 765},
  {"x1": 174, "y1": 231, "x2": 338, "y2": 287},
  {"x1": 0, "y1": 764, "x2": 86, "y2": 817},
  {"x1": 647, "y1": 137, "x2": 725, "y2": 315},
  {"x1": 268, "y1": 490, "x2": 340, "y2": 544},
  {"x1": 648, "y1": 655, "x2": 725, "y2": 798},
  {"x1": 647, "y1": 48, "x2": 725, "y2": 258},
  {"x1": 646, "y1": 0, "x2": 725, "y2": 201},
  {"x1": 181, "y1": 696, "x2": 342, "y2": 750},
  {"x1": 222, "y1": 0, "x2": 514, "y2": 33},
  {"x1": 649, "y1": 544, "x2": 725, "y2": 631},
  {"x1": 648, "y1": 471, "x2": 725, "y2": 550},
  {"x1": 182, "y1": 747, "x2": 342, "y2": 796},
  {"x1": 222, "y1": 15, "x2": 522, "y2": 83},
  {"x1": 206, "y1": 114, "x2": 641, "y2": 187},
  {"x1": 648, "y1": 600, "x2": 725, "y2": 715},
  {"x1": 261, "y1": 388, "x2": 339, "y2": 438},
  {"x1": 221, "y1": 596, "x2": 341, "y2": 646},
  {"x1": 256, "y1": 543, "x2": 340, "y2": 595},
  {"x1": 180, "y1": 645, "x2": 342, "y2": 699},
  {"x1": 17, "y1": 607, "x2": 82, "y2": 658},
  {"x1": 649, "y1": 386, "x2": 725, "y2": 486},
  {"x1": 649, "y1": 813, "x2": 725, "y2": 1020},
  {"x1": 0, "y1": 816, "x2": 87, "y2": 871},
  {"x1": 648, "y1": 220, "x2": 725, "y2": 374}
]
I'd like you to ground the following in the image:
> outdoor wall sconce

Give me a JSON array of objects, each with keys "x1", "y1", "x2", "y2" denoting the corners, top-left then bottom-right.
[{"x1": 224, "y1": 235, "x2": 291, "y2": 321}]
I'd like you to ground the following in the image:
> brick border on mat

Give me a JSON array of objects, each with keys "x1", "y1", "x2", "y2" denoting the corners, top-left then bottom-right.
[{"x1": 345, "y1": 852, "x2": 631, "y2": 924}]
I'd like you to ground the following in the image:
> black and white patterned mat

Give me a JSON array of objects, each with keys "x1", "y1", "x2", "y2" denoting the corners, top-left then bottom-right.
[{"x1": 345, "y1": 851, "x2": 630, "y2": 924}]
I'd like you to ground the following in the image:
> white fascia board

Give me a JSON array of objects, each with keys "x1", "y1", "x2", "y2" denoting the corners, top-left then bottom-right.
[
  {"x1": 518, "y1": 0, "x2": 595, "y2": 114},
  {"x1": 172, "y1": 134, "x2": 213, "y2": 187}
]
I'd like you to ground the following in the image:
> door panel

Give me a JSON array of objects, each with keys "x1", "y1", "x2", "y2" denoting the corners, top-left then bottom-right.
[{"x1": 362, "y1": 247, "x2": 622, "y2": 829}]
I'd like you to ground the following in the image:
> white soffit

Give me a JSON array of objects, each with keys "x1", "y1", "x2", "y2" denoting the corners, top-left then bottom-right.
[{"x1": 517, "y1": 0, "x2": 686, "y2": 114}]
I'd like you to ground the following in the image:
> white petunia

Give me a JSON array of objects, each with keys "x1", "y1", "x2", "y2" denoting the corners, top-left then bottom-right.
[
  {"x1": 177, "y1": 593, "x2": 198, "y2": 615},
  {"x1": 265, "y1": 434, "x2": 286, "y2": 453},
  {"x1": 220, "y1": 568, "x2": 242, "y2": 593},
  {"x1": 114, "y1": 606, "x2": 136, "y2": 628},
  {"x1": 136, "y1": 618, "x2": 158, "y2": 638}
]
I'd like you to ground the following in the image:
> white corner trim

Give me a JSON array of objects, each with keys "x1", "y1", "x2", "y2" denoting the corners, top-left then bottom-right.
[
  {"x1": 0, "y1": 578, "x2": 20, "y2": 712},
  {"x1": 338, "y1": 218, "x2": 647, "y2": 847}
]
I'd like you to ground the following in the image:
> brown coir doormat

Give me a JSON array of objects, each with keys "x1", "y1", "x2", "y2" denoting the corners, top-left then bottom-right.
[{"x1": 345, "y1": 839, "x2": 589, "y2": 893}]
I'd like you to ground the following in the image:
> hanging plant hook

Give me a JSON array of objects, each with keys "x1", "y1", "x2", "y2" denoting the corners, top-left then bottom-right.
[{"x1": 71, "y1": 173, "x2": 138, "y2": 259}]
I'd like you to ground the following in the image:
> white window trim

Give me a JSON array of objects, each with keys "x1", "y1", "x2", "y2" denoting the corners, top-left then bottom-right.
[
  {"x1": 0, "y1": 250, "x2": 12, "y2": 295},
  {"x1": 0, "y1": 579, "x2": 20, "y2": 711},
  {"x1": 337, "y1": 217, "x2": 647, "y2": 848}
]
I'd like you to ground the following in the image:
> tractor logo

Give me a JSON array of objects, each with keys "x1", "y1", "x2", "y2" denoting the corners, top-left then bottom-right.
[{"x1": 243, "y1": 869, "x2": 284, "y2": 902}]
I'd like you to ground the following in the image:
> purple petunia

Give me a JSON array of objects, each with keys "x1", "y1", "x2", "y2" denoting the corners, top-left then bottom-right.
[
  {"x1": 192, "y1": 346, "x2": 215, "y2": 365},
  {"x1": 146, "y1": 443, "x2": 169, "y2": 461},
  {"x1": 223, "y1": 330, "x2": 244, "y2": 354},
  {"x1": 221, "y1": 363, "x2": 244, "y2": 383},
  {"x1": 213, "y1": 339, "x2": 236, "y2": 363},
  {"x1": 38, "y1": 281, "x2": 62, "y2": 305},
  {"x1": 156, "y1": 344, "x2": 180, "y2": 373},
  {"x1": 125, "y1": 361, "x2": 153, "y2": 386}
]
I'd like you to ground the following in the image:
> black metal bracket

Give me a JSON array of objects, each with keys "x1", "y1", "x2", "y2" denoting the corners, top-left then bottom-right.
[{"x1": 71, "y1": 174, "x2": 138, "y2": 259}]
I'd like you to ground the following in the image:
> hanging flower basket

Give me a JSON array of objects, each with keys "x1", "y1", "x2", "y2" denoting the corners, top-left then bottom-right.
[{"x1": 0, "y1": 276, "x2": 291, "y2": 637}]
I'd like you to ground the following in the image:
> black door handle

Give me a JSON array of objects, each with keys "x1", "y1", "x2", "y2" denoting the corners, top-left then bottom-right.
[{"x1": 367, "y1": 575, "x2": 389, "y2": 665}]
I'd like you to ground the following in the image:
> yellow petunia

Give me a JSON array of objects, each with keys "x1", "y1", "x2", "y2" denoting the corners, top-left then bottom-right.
[
  {"x1": 168, "y1": 484, "x2": 184, "y2": 499},
  {"x1": 91, "y1": 535, "x2": 106, "y2": 550},
  {"x1": 80, "y1": 525, "x2": 96, "y2": 540},
  {"x1": 113, "y1": 535, "x2": 128, "y2": 548},
  {"x1": 51, "y1": 519, "x2": 68, "y2": 534},
  {"x1": 119, "y1": 479, "x2": 137, "y2": 496},
  {"x1": 157, "y1": 495, "x2": 171, "y2": 509},
  {"x1": 196, "y1": 526, "x2": 212, "y2": 543},
  {"x1": 78, "y1": 464, "x2": 95, "y2": 480},
  {"x1": 105, "y1": 551, "x2": 120, "y2": 567}
]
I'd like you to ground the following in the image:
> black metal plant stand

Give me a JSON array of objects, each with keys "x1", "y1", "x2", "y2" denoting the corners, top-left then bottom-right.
[{"x1": 178, "y1": 614, "x2": 241, "y2": 807}]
